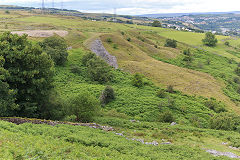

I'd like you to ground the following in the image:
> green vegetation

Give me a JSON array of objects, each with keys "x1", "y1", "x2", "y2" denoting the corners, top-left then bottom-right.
[
  {"x1": 1, "y1": 120, "x2": 238, "y2": 160},
  {"x1": 0, "y1": 32, "x2": 54, "y2": 118},
  {"x1": 152, "y1": 20, "x2": 162, "y2": 27},
  {"x1": 1, "y1": 9, "x2": 240, "y2": 159},
  {"x1": 202, "y1": 32, "x2": 218, "y2": 47},
  {"x1": 67, "y1": 91, "x2": 100, "y2": 122},
  {"x1": 164, "y1": 39, "x2": 177, "y2": 48},
  {"x1": 39, "y1": 35, "x2": 68, "y2": 66},
  {"x1": 132, "y1": 73, "x2": 144, "y2": 88},
  {"x1": 100, "y1": 86, "x2": 115, "y2": 106},
  {"x1": 82, "y1": 52, "x2": 113, "y2": 84}
]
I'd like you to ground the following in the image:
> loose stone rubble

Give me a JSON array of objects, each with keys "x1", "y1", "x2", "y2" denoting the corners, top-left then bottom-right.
[{"x1": 206, "y1": 149, "x2": 240, "y2": 159}]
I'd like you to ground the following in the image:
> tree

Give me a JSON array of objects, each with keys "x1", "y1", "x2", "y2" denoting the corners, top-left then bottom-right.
[
  {"x1": 39, "y1": 35, "x2": 68, "y2": 65},
  {"x1": 100, "y1": 86, "x2": 115, "y2": 106},
  {"x1": 68, "y1": 91, "x2": 100, "y2": 122},
  {"x1": 82, "y1": 52, "x2": 112, "y2": 84},
  {"x1": 164, "y1": 39, "x2": 177, "y2": 48},
  {"x1": 152, "y1": 21, "x2": 162, "y2": 27},
  {"x1": 0, "y1": 32, "x2": 54, "y2": 117},
  {"x1": 183, "y1": 49, "x2": 194, "y2": 65},
  {"x1": 224, "y1": 41, "x2": 230, "y2": 46},
  {"x1": 132, "y1": 73, "x2": 144, "y2": 88},
  {"x1": 202, "y1": 32, "x2": 218, "y2": 47},
  {"x1": 0, "y1": 56, "x2": 18, "y2": 116}
]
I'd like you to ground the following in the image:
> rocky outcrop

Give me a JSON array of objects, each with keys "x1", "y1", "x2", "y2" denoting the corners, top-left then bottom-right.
[
  {"x1": 206, "y1": 149, "x2": 240, "y2": 159},
  {"x1": 0, "y1": 117, "x2": 114, "y2": 131},
  {"x1": 90, "y1": 39, "x2": 118, "y2": 69}
]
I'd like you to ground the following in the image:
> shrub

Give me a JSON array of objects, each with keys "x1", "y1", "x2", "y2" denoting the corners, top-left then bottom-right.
[
  {"x1": 81, "y1": 52, "x2": 96, "y2": 66},
  {"x1": 86, "y1": 57, "x2": 112, "y2": 83},
  {"x1": 100, "y1": 86, "x2": 115, "y2": 106},
  {"x1": 202, "y1": 32, "x2": 218, "y2": 47},
  {"x1": 63, "y1": 115, "x2": 77, "y2": 122},
  {"x1": 67, "y1": 91, "x2": 100, "y2": 122},
  {"x1": 183, "y1": 49, "x2": 191, "y2": 56},
  {"x1": 113, "y1": 44, "x2": 118, "y2": 49},
  {"x1": 132, "y1": 73, "x2": 144, "y2": 88},
  {"x1": 204, "y1": 98, "x2": 226, "y2": 113},
  {"x1": 82, "y1": 52, "x2": 113, "y2": 83},
  {"x1": 233, "y1": 77, "x2": 240, "y2": 84},
  {"x1": 210, "y1": 113, "x2": 235, "y2": 130},
  {"x1": 5, "y1": 10, "x2": 10, "y2": 14},
  {"x1": 158, "y1": 110, "x2": 175, "y2": 123},
  {"x1": 127, "y1": 37, "x2": 131, "y2": 42},
  {"x1": 235, "y1": 67, "x2": 240, "y2": 76},
  {"x1": 166, "y1": 85, "x2": 175, "y2": 93},
  {"x1": 106, "y1": 38, "x2": 112, "y2": 43},
  {"x1": 206, "y1": 59, "x2": 211, "y2": 65},
  {"x1": 157, "y1": 89, "x2": 166, "y2": 98},
  {"x1": 237, "y1": 86, "x2": 240, "y2": 94},
  {"x1": 167, "y1": 97, "x2": 176, "y2": 108},
  {"x1": 224, "y1": 41, "x2": 230, "y2": 46},
  {"x1": 39, "y1": 35, "x2": 68, "y2": 65},
  {"x1": 164, "y1": 39, "x2": 177, "y2": 48},
  {"x1": 152, "y1": 21, "x2": 162, "y2": 27},
  {"x1": 70, "y1": 65, "x2": 81, "y2": 74}
]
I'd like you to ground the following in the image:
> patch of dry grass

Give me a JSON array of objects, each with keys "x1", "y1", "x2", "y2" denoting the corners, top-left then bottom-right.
[{"x1": 99, "y1": 33, "x2": 240, "y2": 113}]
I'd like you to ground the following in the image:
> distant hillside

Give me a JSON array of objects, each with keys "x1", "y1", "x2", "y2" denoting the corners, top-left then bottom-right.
[{"x1": 139, "y1": 11, "x2": 240, "y2": 18}]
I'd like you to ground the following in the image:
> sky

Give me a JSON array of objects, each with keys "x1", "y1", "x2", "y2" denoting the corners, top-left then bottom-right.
[{"x1": 0, "y1": 0, "x2": 240, "y2": 15}]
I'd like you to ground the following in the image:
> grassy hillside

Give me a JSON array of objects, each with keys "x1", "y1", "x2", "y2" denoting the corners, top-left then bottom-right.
[
  {"x1": 1, "y1": 9, "x2": 240, "y2": 159},
  {"x1": 1, "y1": 119, "x2": 240, "y2": 160}
]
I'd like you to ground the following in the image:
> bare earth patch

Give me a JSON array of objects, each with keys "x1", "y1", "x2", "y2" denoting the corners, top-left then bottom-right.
[{"x1": 11, "y1": 30, "x2": 68, "y2": 37}]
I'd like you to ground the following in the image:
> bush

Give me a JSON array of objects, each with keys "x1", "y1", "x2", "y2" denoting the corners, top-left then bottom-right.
[
  {"x1": 127, "y1": 37, "x2": 131, "y2": 42},
  {"x1": 152, "y1": 21, "x2": 162, "y2": 27},
  {"x1": 132, "y1": 73, "x2": 144, "y2": 88},
  {"x1": 202, "y1": 32, "x2": 218, "y2": 47},
  {"x1": 157, "y1": 89, "x2": 166, "y2": 98},
  {"x1": 5, "y1": 10, "x2": 10, "y2": 14},
  {"x1": 100, "y1": 86, "x2": 115, "y2": 106},
  {"x1": 204, "y1": 98, "x2": 227, "y2": 113},
  {"x1": 67, "y1": 91, "x2": 100, "y2": 122},
  {"x1": 70, "y1": 65, "x2": 81, "y2": 74},
  {"x1": 63, "y1": 115, "x2": 77, "y2": 122},
  {"x1": 235, "y1": 67, "x2": 240, "y2": 76},
  {"x1": 39, "y1": 35, "x2": 68, "y2": 65},
  {"x1": 106, "y1": 38, "x2": 112, "y2": 43},
  {"x1": 87, "y1": 57, "x2": 112, "y2": 83},
  {"x1": 210, "y1": 113, "x2": 235, "y2": 130},
  {"x1": 224, "y1": 41, "x2": 230, "y2": 46},
  {"x1": 81, "y1": 52, "x2": 96, "y2": 66},
  {"x1": 113, "y1": 44, "x2": 118, "y2": 49},
  {"x1": 166, "y1": 85, "x2": 175, "y2": 93},
  {"x1": 164, "y1": 39, "x2": 177, "y2": 48},
  {"x1": 82, "y1": 52, "x2": 113, "y2": 83},
  {"x1": 158, "y1": 110, "x2": 175, "y2": 123},
  {"x1": 233, "y1": 77, "x2": 240, "y2": 84}
]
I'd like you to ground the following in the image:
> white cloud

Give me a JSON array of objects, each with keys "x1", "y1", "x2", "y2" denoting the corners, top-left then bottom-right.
[{"x1": 0, "y1": 0, "x2": 240, "y2": 15}]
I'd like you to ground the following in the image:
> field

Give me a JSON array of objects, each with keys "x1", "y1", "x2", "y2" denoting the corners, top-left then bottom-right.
[{"x1": 1, "y1": 9, "x2": 240, "y2": 159}]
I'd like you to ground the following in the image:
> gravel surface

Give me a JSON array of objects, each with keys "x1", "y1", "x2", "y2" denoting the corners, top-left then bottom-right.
[{"x1": 11, "y1": 30, "x2": 68, "y2": 37}]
